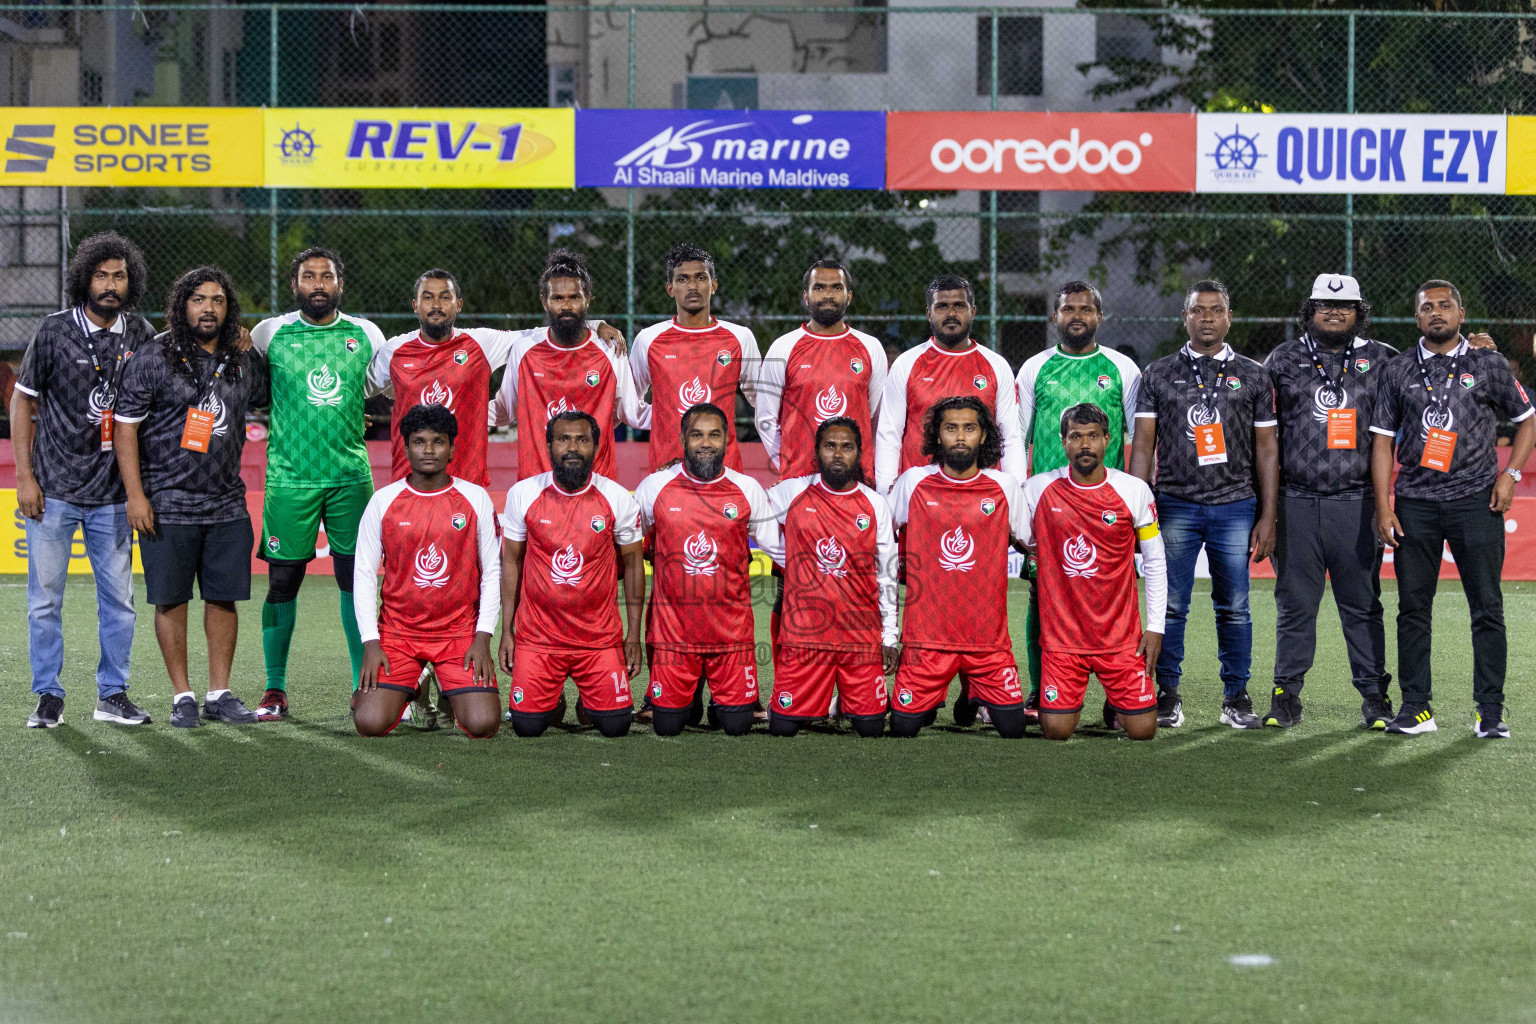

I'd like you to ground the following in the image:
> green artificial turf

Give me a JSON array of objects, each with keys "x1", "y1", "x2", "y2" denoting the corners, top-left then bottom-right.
[{"x1": 2, "y1": 576, "x2": 1535, "y2": 1023}]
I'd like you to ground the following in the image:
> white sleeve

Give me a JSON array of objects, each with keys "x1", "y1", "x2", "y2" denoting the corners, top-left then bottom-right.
[
  {"x1": 499, "y1": 479, "x2": 537, "y2": 541},
  {"x1": 887, "y1": 468, "x2": 918, "y2": 529},
  {"x1": 1140, "y1": 531, "x2": 1167, "y2": 635},
  {"x1": 628, "y1": 327, "x2": 654, "y2": 401},
  {"x1": 732, "y1": 324, "x2": 762, "y2": 407},
  {"x1": 359, "y1": 319, "x2": 390, "y2": 398},
  {"x1": 632, "y1": 471, "x2": 664, "y2": 533},
  {"x1": 494, "y1": 340, "x2": 526, "y2": 429},
  {"x1": 741, "y1": 475, "x2": 780, "y2": 559},
  {"x1": 1120, "y1": 360, "x2": 1143, "y2": 444},
  {"x1": 759, "y1": 479, "x2": 798, "y2": 567},
  {"x1": 874, "y1": 356, "x2": 908, "y2": 494},
  {"x1": 989, "y1": 349, "x2": 1027, "y2": 481},
  {"x1": 754, "y1": 333, "x2": 793, "y2": 470},
  {"x1": 368, "y1": 334, "x2": 407, "y2": 396},
  {"x1": 249, "y1": 316, "x2": 280, "y2": 357},
  {"x1": 609, "y1": 343, "x2": 652, "y2": 431},
  {"x1": 1016, "y1": 353, "x2": 1041, "y2": 455},
  {"x1": 466, "y1": 326, "x2": 523, "y2": 370},
  {"x1": 872, "y1": 492, "x2": 899, "y2": 648},
  {"x1": 591, "y1": 475, "x2": 644, "y2": 547},
  {"x1": 352, "y1": 492, "x2": 387, "y2": 643},
  {"x1": 1017, "y1": 477, "x2": 1043, "y2": 549},
  {"x1": 462, "y1": 484, "x2": 502, "y2": 636},
  {"x1": 860, "y1": 330, "x2": 889, "y2": 415},
  {"x1": 1002, "y1": 472, "x2": 1030, "y2": 544}
]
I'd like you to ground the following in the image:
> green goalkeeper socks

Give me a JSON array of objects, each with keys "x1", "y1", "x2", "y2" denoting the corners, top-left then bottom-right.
[
  {"x1": 339, "y1": 591, "x2": 364, "y2": 692},
  {"x1": 261, "y1": 599, "x2": 297, "y2": 692}
]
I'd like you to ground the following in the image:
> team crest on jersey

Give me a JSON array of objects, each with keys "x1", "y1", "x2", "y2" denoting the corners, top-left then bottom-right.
[
  {"x1": 716, "y1": 350, "x2": 732, "y2": 367},
  {"x1": 814, "y1": 384, "x2": 848, "y2": 421},
  {"x1": 451, "y1": 513, "x2": 467, "y2": 531},
  {"x1": 722, "y1": 502, "x2": 739, "y2": 520},
  {"x1": 816, "y1": 536, "x2": 850, "y2": 577},
  {"x1": 307, "y1": 364, "x2": 343, "y2": 406},
  {"x1": 1460, "y1": 373, "x2": 1476, "y2": 389},
  {"x1": 266, "y1": 536, "x2": 280, "y2": 553},
  {"x1": 206, "y1": 391, "x2": 229, "y2": 437},
  {"x1": 453, "y1": 349, "x2": 469, "y2": 365},
  {"x1": 896, "y1": 688, "x2": 914, "y2": 707},
  {"x1": 344, "y1": 338, "x2": 359, "y2": 353},
  {"x1": 413, "y1": 544, "x2": 450, "y2": 588},
  {"x1": 1355, "y1": 358, "x2": 1371, "y2": 372},
  {"x1": 1044, "y1": 685, "x2": 1058, "y2": 703},
  {"x1": 1062, "y1": 533, "x2": 1099, "y2": 578},
  {"x1": 512, "y1": 686, "x2": 525, "y2": 705},
  {"x1": 850, "y1": 358, "x2": 864, "y2": 374},
  {"x1": 683, "y1": 529, "x2": 719, "y2": 577},
  {"x1": 777, "y1": 692, "x2": 793, "y2": 709},
  {"x1": 550, "y1": 543, "x2": 585, "y2": 586},
  {"x1": 1226, "y1": 377, "x2": 1242, "y2": 390},
  {"x1": 677, "y1": 375, "x2": 711, "y2": 413},
  {"x1": 86, "y1": 381, "x2": 115, "y2": 424},
  {"x1": 585, "y1": 370, "x2": 601, "y2": 387},
  {"x1": 1102, "y1": 511, "x2": 1117, "y2": 526},
  {"x1": 591, "y1": 515, "x2": 607, "y2": 533},
  {"x1": 855, "y1": 513, "x2": 871, "y2": 531},
  {"x1": 651, "y1": 681, "x2": 663, "y2": 699},
  {"x1": 980, "y1": 499, "x2": 995, "y2": 516},
  {"x1": 939, "y1": 525, "x2": 976, "y2": 572},
  {"x1": 972, "y1": 374, "x2": 988, "y2": 391}
]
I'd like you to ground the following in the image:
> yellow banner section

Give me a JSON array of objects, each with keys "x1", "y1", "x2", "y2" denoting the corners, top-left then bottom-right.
[
  {"x1": 0, "y1": 491, "x2": 144, "y2": 574},
  {"x1": 0, "y1": 107, "x2": 262, "y2": 187},
  {"x1": 264, "y1": 108, "x2": 574, "y2": 188},
  {"x1": 1508, "y1": 117, "x2": 1536, "y2": 194}
]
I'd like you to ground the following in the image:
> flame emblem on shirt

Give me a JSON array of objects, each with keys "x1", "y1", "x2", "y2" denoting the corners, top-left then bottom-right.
[
  {"x1": 206, "y1": 391, "x2": 229, "y2": 437},
  {"x1": 307, "y1": 364, "x2": 343, "y2": 406},
  {"x1": 683, "y1": 529, "x2": 719, "y2": 577},
  {"x1": 546, "y1": 395, "x2": 573, "y2": 419},
  {"x1": 938, "y1": 525, "x2": 976, "y2": 572},
  {"x1": 678, "y1": 375, "x2": 712, "y2": 413},
  {"x1": 815, "y1": 536, "x2": 849, "y2": 578},
  {"x1": 1184, "y1": 402, "x2": 1221, "y2": 441},
  {"x1": 1312, "y1": 383, "x2": 1348, "y2": 423},
  {"x1": 550, "y1": 543, "x2": 585, "y2": 586},
  {"x1": 1421, "y1": 403, "x2": 1454, "y2": 439},
  {"x1": 814, "y1": 384, "x2": 848, "y2": 421},
  {"x1": 420, "y1": 379, "x2": 453, "y2": 408},
  {"x1": 86, "y1": 380, "x2": 114, "y2": 424},
  {"x1": 413, "y1": 543, "x2": 450, "y2": 588},
  {"x1": 1062, "y1": 534, "x2": 1099, "y2": 578}
]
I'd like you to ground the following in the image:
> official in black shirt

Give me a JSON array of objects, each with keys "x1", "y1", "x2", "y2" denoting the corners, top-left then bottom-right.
[
  {"x1": 114, "y1": 266, "x2": 268, "y2": 728},
  {"x1": 1370, "y1": 280, "x2": 1535, "y2": 739},
  {"x1": 1263, "y1": 274, "x2": 1399, "y2": 730}
]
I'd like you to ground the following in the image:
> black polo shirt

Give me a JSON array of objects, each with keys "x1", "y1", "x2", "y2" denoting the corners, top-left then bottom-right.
[
  {"x1": 1265, "y1": 335, "x2": 1400, "y2": 499},
  {"x1": 1370, "y1": 338, "x2": 1534, "y2": 502},
  {"x1": 1135, "y1": 342, "x2": 1277, "y2": 504}
]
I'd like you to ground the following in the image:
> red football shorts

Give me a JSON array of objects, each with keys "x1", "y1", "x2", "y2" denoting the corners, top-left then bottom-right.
[
  {"x1": 510, "y1": 643, "x2": 632, "y2": 714},
  {"x1": 1040, "y1": 646, "x2": 1155, "y2": 715},
  {"x1": 374, "y1": 632, "x2": 496, "y2": 697},
  {"x1": 893, "y1": 647, "x2": 1022, "y2": 715},
  {"x1": 646, "y1": 646, "x2": 759, "y2": 709},
  {"x1": 771, "y1": 645, "x2": 888, "y2": 719}
]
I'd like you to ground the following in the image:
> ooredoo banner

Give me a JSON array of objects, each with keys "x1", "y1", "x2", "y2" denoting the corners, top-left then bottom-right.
[
  {"x1": 885, "y1": 111, "x2": 1196, "y2": 192},
  {"x1": 1195, "y1": 113, "x2": 1506, "y2": 194}
]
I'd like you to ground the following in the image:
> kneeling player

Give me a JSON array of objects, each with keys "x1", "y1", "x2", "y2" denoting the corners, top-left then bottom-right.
[
  {"x1": 353, "y1": 404, "x2": 502, "y2": 738},
  {"x1": 888, "y1": 397, "x2": 1028, "y2": 738},
  {"x1": 1022, "y1": 403, "x2": 1166, "y2": 741},
  {"x1": 498, "y1": 410, "x2": 645, "y2": 737},
  {"x1": 763, "y1": 418, "x2": 898, "y2": 737}
]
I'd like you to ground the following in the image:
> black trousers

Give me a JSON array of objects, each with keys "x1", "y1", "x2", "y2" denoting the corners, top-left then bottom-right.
[
  {"x1": 1393, "y1": 489, "x2": 1507, "y2": 706},
  {"x1": 1271, "y1": 495, "x2": 1388, "y2": 697}
]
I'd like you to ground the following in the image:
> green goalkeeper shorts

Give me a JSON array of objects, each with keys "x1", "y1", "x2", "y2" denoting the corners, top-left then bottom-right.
[{"x1": 259, "y1": 481, "x2": 373, "y2": 562}]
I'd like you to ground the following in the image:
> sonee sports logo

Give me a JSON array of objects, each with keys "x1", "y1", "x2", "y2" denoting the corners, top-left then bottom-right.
[{"x1": 4, "y1": 124, "x2": 55, "y2": 173}]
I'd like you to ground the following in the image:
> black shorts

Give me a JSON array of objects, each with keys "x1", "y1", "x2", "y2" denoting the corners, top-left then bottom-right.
[{"x1": 139, "y1": 516, "x2": 254, "y2": 606}]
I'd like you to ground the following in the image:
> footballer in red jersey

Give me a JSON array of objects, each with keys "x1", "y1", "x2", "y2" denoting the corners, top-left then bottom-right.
[
  {"x1": 1021, "y1": 403, "x2": 1167, "y2": 741},
  {"x1": 352, "y1": 404, "x2": 502, "y2": 739},
  {"x1": 875, "y1": 275, "x2": 1025, "y2": 492},
  {"x1": 498, "y1": 409, "x2": 645, "y2": 737},
  {"x1": 493, "y1": 249, "x2": 649, "y2": 482},
  {"x1": 755, "y1": 259, "x2": 887, "y2": 482},
  {"x1": 373, "y1": 268, "x2": 627, "y2": 486},
  {"x1": 631, "y1": 244, "x2": 761, "y2": 474},
  {"x1": 633, "y1": 402, "x2": 778, "y2": 735},
  {"x1": 888, "y1": 397, "x2": 1029, "y2": 738},
  {"x1": 762, "y1": 417, "x2": 898, "y2": 738}
]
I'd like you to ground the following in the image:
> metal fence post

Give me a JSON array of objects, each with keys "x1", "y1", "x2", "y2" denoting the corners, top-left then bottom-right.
[
  {"x1": 625, "y1": 7, "x2": 637, "y2": 339},
  {"x1": 268, "y1": 4, "x2": 280, "y2": 315},
  {"x1": 1345, "y1": 11, "x2": 1356, "y2": 277},
  {"x1": 988, "y1": 8, "x2": 999, "y2": 350}
]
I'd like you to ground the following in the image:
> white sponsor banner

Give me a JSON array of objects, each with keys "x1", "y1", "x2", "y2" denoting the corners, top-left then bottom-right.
[{"x1": 1196, "y1": 113, "x2": 1506, "y2": 194}]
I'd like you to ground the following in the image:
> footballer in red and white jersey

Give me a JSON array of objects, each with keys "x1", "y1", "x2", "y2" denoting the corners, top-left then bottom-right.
[
  {"x1": 631, "y1": 317, "x2": 760, "y2": 473},
  {"x1": 494, "y1": 326, "x2": 649, "y2": 482}
]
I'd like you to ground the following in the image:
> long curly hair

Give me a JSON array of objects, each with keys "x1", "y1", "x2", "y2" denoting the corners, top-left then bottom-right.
[
  {"x1": 163, "y1": 265, "x2": 244, "y2": 383},
  {"x1": 920, "y1": 396, "x2": 1003, "y2": 470},
  {"x1": 66, "y1": 231, "x2": 148, "y2": 311}
]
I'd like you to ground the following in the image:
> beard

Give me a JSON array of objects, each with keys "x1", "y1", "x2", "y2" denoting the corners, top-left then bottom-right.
[
  {"x1": 551, "y1": 451, "x2": 594, "y2": 491},
  {"x1": 1056, "y1": 321, "x2": 1098, "y2": 350},
  {"x1": 684, "y1": 447, "x2": 724, "y2": 481},
  {"x1": 191, "y1": 319, "x2": 222, "y2": 343},
  {"x1": 809, "y1": 300, "x2": 847, "y2": 328},
  {"x1": 940, "y1": 445, "x2": 977, "y2": 474},
  {"x1": 820, "y1": 462, "x2": 858, "y2": 489},
  {"x1": 301, "y1": 290, "x2": 338, "y2": 320},
  {"x1": 1310, "y1": 320, "x2": 1353, "y2": 349},
  {"x1": 420, "y1": 317, "x2": 454, "y2": 341},
  {"x1": 1422, "y1": 321, "x2": 1459, "y2": 344},
  {"x1": 87, "y1": 292, "x2": 121, "y2": 319},
  {"x1": 548, "y1": 310, "x2": 587, "y2": 346},
  {"x1": 931, "y1": 318, "x2": 970, "y2": 346}
]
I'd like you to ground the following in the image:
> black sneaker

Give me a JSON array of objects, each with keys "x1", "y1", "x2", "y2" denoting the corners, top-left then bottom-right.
[
  {"x1": 1473, "y1": 704, "x2": 1510, "y2": 739},
  {"x1": 1220, "y1": 692, "x2": 1263, "y2": 730},
  {"x1": 170, "y1": 696, "x2": 201, "y2": 728},
  {"x1": 953, "y1": 679, "x2": 979, "y2": 727},
  {"x1": 1102, "y1": 699, "x2": 1120, "y2": 731},
  {"x1": 201, "y1": 692, "x2": 257, "y2": 724},
  {"x1": 1155, "y1": 687, "x2": 1184, "y2": 728},
  {"x1": 1262, "y1": 689, "x2": 1303, "y2": 729},
  {"x1": 1360, "y1": 692, "x2": 1394, "y2": 730},
  {"x1": 1023, "y1": 690, "x2": 1040, "y2": 725},
  {"x1": 26, "y1": 694, "x2": 63, "y2": 729},
  {"x1": 93, "y1": 691, "x2": 151, "y2": 726},
  {"x1": 1385, "y1": 701, "x2": 1437, "y2": 735}
]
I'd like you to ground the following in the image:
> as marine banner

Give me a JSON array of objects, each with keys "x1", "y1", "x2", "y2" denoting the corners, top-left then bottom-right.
[
  {"x1": 0, "y1": 107, "x2": 262, "y2": 186},
  {"x1": 264, "y1": 108, "x2": 574, "y2": 188}
]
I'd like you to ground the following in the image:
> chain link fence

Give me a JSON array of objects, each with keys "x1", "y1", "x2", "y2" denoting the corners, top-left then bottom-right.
[{"x1": 2, "y1": 3, "x2": 1535, "y2": 381}]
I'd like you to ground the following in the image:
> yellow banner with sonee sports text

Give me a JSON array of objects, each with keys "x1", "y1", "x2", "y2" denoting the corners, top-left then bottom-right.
[
  {"x1": 264, "y1": 108, "x2": 574, "y2": 188},
  {"x1": 0, "y1": 490, "x2": 145, "y2": 574},
  {"x1": 0, "y1": 107, "x2": 262, "y2": 186}
]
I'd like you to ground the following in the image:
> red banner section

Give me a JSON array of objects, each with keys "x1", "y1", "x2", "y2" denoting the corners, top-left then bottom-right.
[{"x1": 886, "y1": 111, "x2": 1197, "y2": 192}]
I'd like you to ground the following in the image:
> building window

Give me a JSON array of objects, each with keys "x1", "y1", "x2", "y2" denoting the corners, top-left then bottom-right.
[
  {"x1": 1096, "y1": 14, "x2": 1157, "y2": 63},
  {"x1": 81, "y1": 67, "x2": 103, "y2": 105},
  {"x1": 994, "y1": 191, "x2": 1040, "y2": 274},
  {"x1": 976, "y1": 15, "x2": 1042, "y2": 97}
]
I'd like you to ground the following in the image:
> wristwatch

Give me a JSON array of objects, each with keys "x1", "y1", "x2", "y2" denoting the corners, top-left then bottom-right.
[{"x1": 1506, "y1": 468, "x2": 1523, "y2": 482}]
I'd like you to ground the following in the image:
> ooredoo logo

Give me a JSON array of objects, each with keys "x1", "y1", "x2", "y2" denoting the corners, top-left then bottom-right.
[{"x1": 928, "y1": 128, "x2": 1154, "y2": 177}]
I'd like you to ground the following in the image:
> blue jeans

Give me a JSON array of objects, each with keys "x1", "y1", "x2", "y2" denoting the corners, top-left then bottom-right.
[
  {"x1": 1156, "y1": 494, "x2": 1256, "y2": 699},
  {"x1": 24, "y1": 499, "x2": 136, "y2": 699}
]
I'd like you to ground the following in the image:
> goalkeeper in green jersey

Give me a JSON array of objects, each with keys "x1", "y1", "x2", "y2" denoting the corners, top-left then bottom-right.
[
  {"x1": 1013, "y1": 281, "x2": 1141, "y2": 724},
  {"x1": 250, "y1": 247, "x2": 387, "y2": 721}
]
